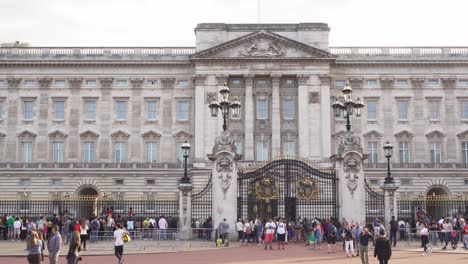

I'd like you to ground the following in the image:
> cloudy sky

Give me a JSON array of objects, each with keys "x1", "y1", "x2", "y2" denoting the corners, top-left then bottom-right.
[{"x1": 1, "y1": 0, "x2": 467, "y2": 47}]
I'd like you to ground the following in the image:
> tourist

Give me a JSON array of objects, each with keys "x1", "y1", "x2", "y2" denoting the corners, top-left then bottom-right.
[
  {"x1": 398, "y1": 218, "x2": 406, "y2": 241},
  {"x1": 142, "y1": 217, "x2": 150, "y2": 240},
  {"x1": 13, "y1": 217, "x2": 21, "y2": 242},
  {"x1": 309, "y1": 225, "x2": 316, "y2": 250},
  {"x1": 90, "y1": 217, "x2": 100, "y2": 243},
  {"x1": 149, "y1": 217, "x2": 156, "y2": 240},
  {"x1": 315, "y1": 219, "x2": 323, "y2": 250},
  {"x1": 63, "y1": 218, "x2": 71, "y2": 245},
  {"x1": 107, "y1": 214, "x2": 115, "y2": 239},
  {"x1": 343, "y1": 223, "x2": 354, "y2": 257},
  {"x1": 429, "y1": 220, "x2": 438, "y2": 246},
  {"x1": 235, "y1": 219, "x2": 243, "y2": 241},
  {"x1": 359, "y1": 227, "x2": 373, "y2": 264},
  {"x1": 7, "y1": 214, "x2": 15, "y2": 241},
  {"x1": 353, "y1": 221, "x2": 362, "y2": 255},
  {"x1": 256, "y1": 218, "x2": 264, "y2": 245},
  {"x1": 242, "y1": 218, "x2": 251, "y2": 244},
  {"x1": 47, "y1": 225, "x2": 62, "y2": 264},
  {"x1": 37, "y1": 231, "x2": 46, "y2": 262},
  {"x1": 327, "y1": 221, "x2": 337, "y2": 253},
  {"x1": 79, "y1": 219, "x2": 89, "y2": 251},
  {"x1": 389, "y1": 216, "x2": 398, "y2": 247},
  {"x1": 114, "y1": 223, "x2": 129, "y2": 264},
  {"x1": 218, "y1": 218, "x2": 229, "y2": 245},
  {"x1": 294, "y1": 219, "x2": 302, "y2": 242},
  {"x1": 451, "y1": 218, "x2": 461, "y2": 249},
  {"x1": 126, "y1": 217, "x2": 135, "y2": 238},
  {"x1": 158, "y1": 215, "x2": 168, "y2": 240},
  {"x1": 264, "y1": 218, "x2": 276, "y2": 250},
  {"x1": 27, "y1": 231, "x2": 43, "y2": 264},
  {"x1": 441, "y1": 218, "x2": 453, "y2": 250},
  {"x1": 67, "y1": 231, "x2": 81, "y2": 264},
  {"x1": 419, "y1": 222, "x2": 429, "y2": 255},
  {"x1": 276, "y1": 218, "x2": 286, "y2": 250},
  {"x1": 374, "y1": 230, "x2": 391, "y2": 264},
  {"x1": 462, "y1": 219, "x2": 468, "y2": 249}
]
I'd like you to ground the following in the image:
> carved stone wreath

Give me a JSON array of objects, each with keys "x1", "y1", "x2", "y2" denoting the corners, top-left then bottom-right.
[{"x1": 344, "y1": 157, "x2": 361, "y2": 199}]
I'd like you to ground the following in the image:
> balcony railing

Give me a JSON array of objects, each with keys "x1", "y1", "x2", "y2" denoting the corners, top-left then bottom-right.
[
  {"x1": 364, "y1": 163, "x2": 468, "y2": 169},
  {"x1": 329, "y1": 47, "x2": 468, "y2": 57},
  {"x1": 0, "y1": 47, "x2": 196, "y2": 57},
  {"x1": 0, "y1": 162, "x2": 194, "y2": 170}
]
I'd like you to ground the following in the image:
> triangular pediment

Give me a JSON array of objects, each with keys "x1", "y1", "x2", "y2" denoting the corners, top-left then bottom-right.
[
  {"x1": 426, "y1": 130, "x2": 445, "y2": 140},
  {"x1": 394, "y1": 130, "x2": 414, "y2": 140},
  {"x1": 141, "y1": 130, "x2": 161, "y2": 139},
  {"x1": 48, "y1": 130, "x2": 68, "y2": 139},
  {"x1": 80, "y1": 130, "x2": 99, "y2": 139},
  {"x1": 191, "y1": 30, "x2": 336, "y2": 60},
  {"x1": 363, "y1": 130, "x2": 383, "y2": 139},
  {"x1": 457, "y1": 130, "x2": 468, "y2": 140},
  {"x1": 111, "y1": 130, "x2": 130, "y2": 139},
  {"x1": 173, "y1": 131, "x2": 192, "y2": 139},
  {"x1": 17, "y1": 130, "x2": 37, "y2": 139}
]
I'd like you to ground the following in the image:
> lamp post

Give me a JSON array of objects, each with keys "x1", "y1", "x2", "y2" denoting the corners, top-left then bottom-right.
[
  {"x1": 332, "y1": 84, "x2": 365, "y2": 132},
  {"x1": 181, "y1": 140, "x2": 191, "y2": 184},
  {"x1": 209, "y1": 84, "x2": 242, "y2": 131},
  {"x1": 383, "y1": 141, "x2": 394, "y2": 184}
]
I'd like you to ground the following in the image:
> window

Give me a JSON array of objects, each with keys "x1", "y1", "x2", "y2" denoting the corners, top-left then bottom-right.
[
  {"x1": 148, "y1": 80, "x2": 159, "y2": 86},
  {"x1": 19, "y1": 178, "x2": 31, "y2": 186},
  {"x1": 21, "y1": 141, "x2": 33, "y2": 163},
  {"x1": 427, "y1": 79, "x2": 439, "y2": 86},
  {"x1": 335, "y1": 80, "x2": 346, "y2": 87},
  {"x1": 399, "y1": 142, "x2": 410, "y2": 163},
  {"x1": 147, "y1": 101, "x2": 157, "y2": 120},
  {"x1": 398, "y1": 101, "x2": 409, "y2": 120},
  {"x1": 116, "y1": 101, "x2": 127, "y2": 120},
  {"x1": 458, "y1": 80, "x2": 468, "y2": 86},
  {"x1": 85, "y1": 100, "x2": 96, "y2": 120},
  {"x1": 115, "y1": 179, "x2": 124, "y2": 185},
  {"x1": 146, "y1": 179, "x2": 155, "y2": 185},
  {"x1": 461, "y1": 102, "x2": 468, "y2": 120},
  {"x1": 0, "y1": 99, "x2": 3, "y2": 119},
  {"x1": 428, "y1": 101, "x2": 440, "y2": 120},
  {"x1": 23, "y1": 80, "x2": 35, "y2": 87},
  {"x1": 85, "y1": 80, "x2": 97, "y2": 87},
  {"x1": 283, "y1": 99, "x2": 295, "y2": 120},
  {"x1": 52, "y1": 141, "x2": 64, "y2": 163},
  {"x1": 23, "y1": 101, "x2": 34, "y2": 120},
  {"x1": 0, "y1": 80, "x2": 5, "y2": 87},
  {"x1": 54, "y1": 101, "x2": 65, "y2": 120},
  {"x1": 367, "y1": 80, "x2": 378, "y2": 87},
  {"x1": 395, "y1": 79, "x2": 409, "y2": 87},
  {"x1": 367, "y1": 101, "x2": 377, "y2": 120},
  {"x1": 54, "y1": 80, "x2": 66, "y2": 87},
  {"x1": 367, "y1": 141, "x2": 379, "y2": 163},
  {"x1": 430, "y1": 142, "x2": 441, "y2": 163},
  {"x1": 400, "y1": 179, "x2": 411, "y2": 185},
  {"x1": 462, "y1": 142, "x2": 468, "y2": 164},
  {"x1": 115, "y1": 80, "x2": 128, "y2": 87},
  {"x1": 232, "y1": 79, "x2": 241, "y2": 85},
  {"x1": 285, "y1": 79, "x2": 294, "y2": 85},
  {"x1": 369, "y1": 179, "x2": 379, "y2": 186},
  {"x1": 283, "y1": 142, "x2": 296, "y2": 156},
  {"x1": 84, "y1": 141, "x2": 95, "y2": 162},
  {"x1": 234, "y1": 141, "x2": 243, "y2": 155},
  {"x1": 256, "y1": 141, "x2": 269, "y2": 161},
  {"x1": 176, "y1": 101, "x2": 189, "y2": 121},
  {"x1": 146, "y1": 142, "x2": 157, "y2": 163},
  {"x1": 51, "y1": 178, "x2": 62, "y2": 186},
  {"x1": 115, "y1": 142, "x2": 126, "y2": 163},
  {"x1": 257, "y1": 99, "x2": 268, "y2": 119},
  {"x1": 176, "y1": 142, "x2": 184, "y2": 163},
  {"x1": 178, "y1": 80, "x2": 189, "y2": 86}
]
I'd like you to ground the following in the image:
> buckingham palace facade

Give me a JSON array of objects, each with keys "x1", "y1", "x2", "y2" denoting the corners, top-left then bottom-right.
[{"x1": 0, "y1": 23, "x2": 468, "y2": 199}]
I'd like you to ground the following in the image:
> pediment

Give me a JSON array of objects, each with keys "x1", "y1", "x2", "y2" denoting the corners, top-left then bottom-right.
[
  {"x1": 457, "y1": 130, "x2": 468, "y2": 140},
  {"x1": 363, "y1": 130, "x2": 383, "y2": 140},
  {"x1": 394, "y1": 130, "x2": 414, "y2": 140},
  {"x1": 191, "y1": 30, "x2": 336, "y2": 61},
  {"x1": 425, "y1": 130, "x2": 445, "y2": 140},
  {"x1": 173, "y1": 131, "x2": 192, "y2": 139},
  {"x1": 281, "y1": 129, "x2": 297, "y2": 141},
  {"x1": 141, "y1": 130, "x2": 161, "y2": 139},
  {"x1": 110, "y1": 130, "x2": 130, "y2": 139},
  {"x1": 48, "y1": 130, "x2": 68, "y2": 139},
  {"x1": 17, "y1": 130, "x2": 37, "y2": 139},
  {"x1": 80, "y1": 130, "x2": 99, "y2": 139}
]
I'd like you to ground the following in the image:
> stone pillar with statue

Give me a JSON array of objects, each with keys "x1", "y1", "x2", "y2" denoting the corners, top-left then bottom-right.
[
  {"x1": 331, "y1": 131, "x2": 367, "y2": 225},
  {"x1": 178, "y1": 181, "x2": 193, "y2": 240},
  {"x1": 208, "y1": 130, "x2": 242, "y2": 240}
]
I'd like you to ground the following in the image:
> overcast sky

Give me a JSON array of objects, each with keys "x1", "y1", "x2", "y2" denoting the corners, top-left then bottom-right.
[{"x1": 1, "y1": 0, "x2": 468, "y2": 47}]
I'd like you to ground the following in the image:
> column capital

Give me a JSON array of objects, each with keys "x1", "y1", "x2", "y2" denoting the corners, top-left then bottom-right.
[
  {"x1": 7, "y1": 77, "x2": 22, "y2": 88},
  {"x1": 441, "y1": 77, "x2": 456, "y2": 89},
  {"x1": 161, "y1": 78, "x2": 175, "y2": 89},
  {"x1": 243, "y1": 74, "x2": 255, "y2": 86},
  {"x1": 216, "y1": 74, "x2": 228, "y2": 86},
  {"x1": 319, "y1": 74, "x2": 331, "y2": 85},
  {"x1": 99, "y1": 78, "x2": 114, "y2": 89},
  {"x1": 130, "y1": 78, "x2": 144, "y2": 88},
  {"x1": 194, "y1": 74, "x2": 207, "y2": 86},
  {"x1": 380, "y1": 78, "x2": 394, "y2": 89},
  {"x1": 297, "y1": 74, "x2": 310, "y2": 86},
  {"x1": 349, "y1": 77, "x2": 363, "y2": 89},
  {"x1": 38, "y1": 78, "x2": 52, "y2": 89},
  {"x1": 68, "y1": 78, "x2": 83, "y2": 89},
  {"x1": 270, "y1": 74, "x2": 282, "y2": 86}
]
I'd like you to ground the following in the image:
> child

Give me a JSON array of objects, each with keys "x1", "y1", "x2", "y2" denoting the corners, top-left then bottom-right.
[
  {"x1": 216, "y1": 235, "x2": 223, "y2": 247},
  {"x1": 309, "y1": 229, "x2": 316, "y2": 250}
]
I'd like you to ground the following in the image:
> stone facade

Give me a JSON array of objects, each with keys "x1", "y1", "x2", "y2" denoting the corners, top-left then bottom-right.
[{"x1": 0, "y1": 23, "x2": 467, "y2": 198}]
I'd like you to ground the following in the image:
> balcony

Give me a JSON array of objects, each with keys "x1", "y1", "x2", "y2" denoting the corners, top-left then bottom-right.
[{"x1": 0, "y1": 162, "x2": 194, "y2": 170}]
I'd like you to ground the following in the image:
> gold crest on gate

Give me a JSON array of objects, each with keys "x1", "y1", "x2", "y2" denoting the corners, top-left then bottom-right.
[
  {"x1": 296, "y1": 179, "x2": 319, "y2": 203},
  {"x1": 255, "y1": 178, "x2": 278, "y2": 203}
]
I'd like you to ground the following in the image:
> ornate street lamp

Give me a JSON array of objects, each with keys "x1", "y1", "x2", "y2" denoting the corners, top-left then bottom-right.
[
  {"x1": 332, "y1": 83, "x2": 365, "y2": 132},
  {"x1": 209, "y1": 84, "x2": 242, "y2": 131},
  {"x1": 383, "y1": 141, "x2": 394, "y2": 184},
  {"x1": 180, "y1": 140, "x2": 191, "y2": 184}
]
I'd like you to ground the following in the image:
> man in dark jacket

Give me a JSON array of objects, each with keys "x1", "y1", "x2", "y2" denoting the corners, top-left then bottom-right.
[
  {"x1": 389, "y1": 216, "x2": 398, "y2": 247},
  {"x1": 374, "y1": 229, "x2": 391, "y2": 264}
]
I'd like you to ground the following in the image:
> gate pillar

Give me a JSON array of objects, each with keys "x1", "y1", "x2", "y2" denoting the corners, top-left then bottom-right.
[
  {"x1": 332, "y1": 131, "x2": 366, "y2": 225},
  {"x1": 178, "y1": 181, "x2": 193, "y2": 240},
  {"x1": 208, "y1": 131, "x2": 241, "y2": 239},
  {"x1": 381, "y1": 184, "x2": 398, "y2": 232}
]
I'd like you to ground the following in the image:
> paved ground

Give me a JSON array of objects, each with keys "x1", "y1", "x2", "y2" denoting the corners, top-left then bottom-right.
[{"x1": 1, "y1": 242, "x2": 467, "y2": 264}]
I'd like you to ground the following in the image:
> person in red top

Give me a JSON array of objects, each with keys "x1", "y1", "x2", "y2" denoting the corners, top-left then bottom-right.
[
  {"x1": 74, "y1": 220, "x2": 81, "y2": 232},
  {"x1": 463, "y1": 222, "x2": 468, "y2": 249}
]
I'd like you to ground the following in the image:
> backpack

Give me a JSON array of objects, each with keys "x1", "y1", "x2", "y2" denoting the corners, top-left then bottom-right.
[
  {"x1": 246, "y1": 225, "x2": 252, "y2": 235},
  {"x1": 149, "y1": 222, "x2": 154, "y2": 229},
  {"x1": 91, "y1": 220, "x2": 99, "y2": 230}
]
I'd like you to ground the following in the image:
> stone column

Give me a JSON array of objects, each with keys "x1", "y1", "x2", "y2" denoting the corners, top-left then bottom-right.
[
  {"x1": 99, "y1": 78, "x2": 113, "y2": 162},
  {"x1": 6, "y1": 78, "x2": 21, "y2": 162},
  {"x1": 194, "y1": 74, "x2": 207, "y2": 162},
  {"x1": 68, "y1": 78, "x2": 82, "y2": 162},
  {"x1": 129, "y1": 78, "x2": 144, "y2": 162},
  {"x1": 319, "y1": 75, "x2": 332, "y2": 159},
  {"x1": 37, "y1": 78, "x2": 52, "y2": 161},
  {"x1": 297, "y1": 74, "x2": 310, "y2": 158},
  {"x1": 332, "y1": 131, "x2": 366, "y2": 225},
  {"x1": 178, "y1": 181, "x2": 193, "y2": 240},
  {"x1": 271, "y1": 74, "x2": 281, "y2": 157},
  {"x1": 381, "y1": 183, "x2": 399, "y2": 232},
  {"x1": 243, "y1": 75, "x2": 255, "y2": 160},
  {"x1": 208, "y1": 131, "x2": 241, "y2": 238}
]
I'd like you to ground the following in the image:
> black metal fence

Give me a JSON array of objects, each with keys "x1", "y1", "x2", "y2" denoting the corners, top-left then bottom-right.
[
  {"x1": 397, "y1": 194, "x2": 468, "y2": 221},
  {"x1": 364, "y1": 179, "x2": 384, "y2": 224},
  {"x1": 191, "y1": 176, "x2": 212, "y2": 222}
]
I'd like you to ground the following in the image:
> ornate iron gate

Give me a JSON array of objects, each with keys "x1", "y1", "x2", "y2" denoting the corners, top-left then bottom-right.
[
  {"x1": 191, "y1": 176, "x2": 212, "y2": 222},
  {"x1": 237, "y1": 158, "x2": 337, "y2": 221},
  {"x1": 365, "y1": 179, "x2": 384, "y2": 224}
]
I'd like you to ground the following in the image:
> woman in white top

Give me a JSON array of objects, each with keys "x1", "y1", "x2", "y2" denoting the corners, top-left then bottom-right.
[
  {"x1": 276, "y1": 218, "x2": 287, "y2": 250},
  {"x1": 419, "y1": 222, "x2": 429, "y2": 255},
  {"x1": 79, "y1": 219, "x2": 89, "y2": 251},
  {"x1": 236, "y1": 219, "x2": 244, "y2": 241}
]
